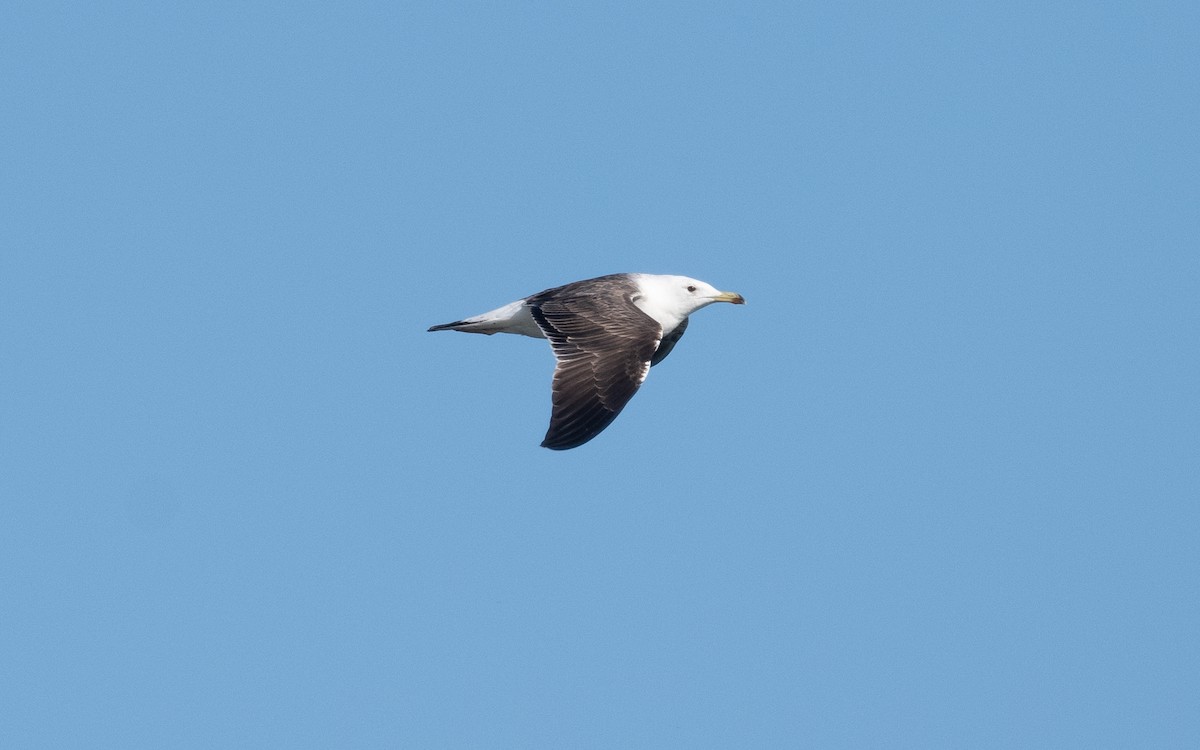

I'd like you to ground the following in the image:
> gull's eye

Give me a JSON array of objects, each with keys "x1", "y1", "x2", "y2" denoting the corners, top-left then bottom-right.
[{"x1": 686, "y1": 285, "x2": 697, "y2": 292}]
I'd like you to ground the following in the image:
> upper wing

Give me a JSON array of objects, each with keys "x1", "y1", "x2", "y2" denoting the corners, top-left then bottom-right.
[{"x1": 528, "y1": 285, "x2": 662, "y2": 450}]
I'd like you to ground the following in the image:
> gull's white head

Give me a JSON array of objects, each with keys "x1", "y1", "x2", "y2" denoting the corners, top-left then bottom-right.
[{"x1": 632, "y1": 274, "x2": 745, "y2": 331}]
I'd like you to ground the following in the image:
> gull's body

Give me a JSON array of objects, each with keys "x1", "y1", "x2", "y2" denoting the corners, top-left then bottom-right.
[{"x1": 428, "y1": 273, "x2": 744, "y2": 450}]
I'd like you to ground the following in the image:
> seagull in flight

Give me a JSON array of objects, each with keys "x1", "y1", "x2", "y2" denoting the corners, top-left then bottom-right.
[{"x1": 428, "y1": 273, "x2": 745, "y2": 450}]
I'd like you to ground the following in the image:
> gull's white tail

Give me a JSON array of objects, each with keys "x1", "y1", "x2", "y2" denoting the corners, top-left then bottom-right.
[{"x1": 427, "y1": 299, "x2": 545, "y2": 338}]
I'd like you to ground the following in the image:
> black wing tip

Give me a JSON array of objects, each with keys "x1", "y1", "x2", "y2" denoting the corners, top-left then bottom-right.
[
  {"x1": 427, "y1": 321, "x2": 460, "y2": 332},
  {"x1": 540, "y1": 436, "x2": 594, "y2": 450},
  {"x1": 541, "y1": 416, "x2": 617, "y2": 450}
]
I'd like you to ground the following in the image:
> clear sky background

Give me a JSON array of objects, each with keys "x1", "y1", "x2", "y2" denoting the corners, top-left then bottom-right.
[{"x1": 2, "y1": 1, "x2": 1198, "y2": 747}]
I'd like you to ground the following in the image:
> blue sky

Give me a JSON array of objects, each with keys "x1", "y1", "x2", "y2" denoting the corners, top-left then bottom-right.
[{"x1": 2, "y1": 1, "x2": 1198, "y2": 747}]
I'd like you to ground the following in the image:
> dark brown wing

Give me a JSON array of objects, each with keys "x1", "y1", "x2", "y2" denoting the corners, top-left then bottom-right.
[
  {"x1": 528, "y1": 281, "x2": 662, "y2": 450},
  {"x1": 650, "y1": 315, "x2": 687, "y2": 366}
]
